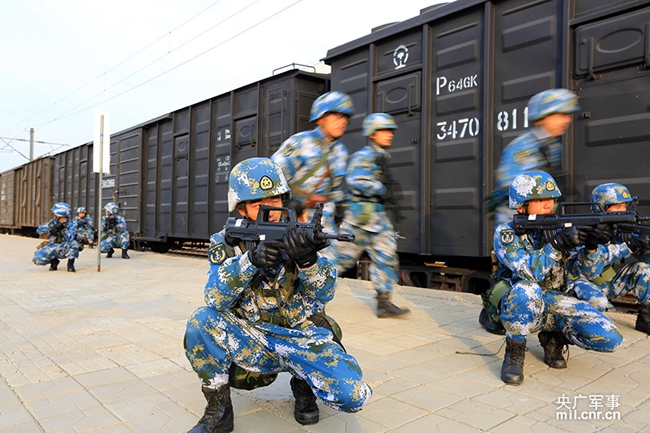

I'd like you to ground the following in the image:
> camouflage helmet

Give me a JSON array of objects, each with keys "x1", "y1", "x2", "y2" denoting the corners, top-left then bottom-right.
[
  {"x1": 309, "y1": 91, "x2": 355, "y2": 122},
  {"x1": 77, "y1": 206, "x2": 87, "y2": 215},
  {"x1": 104, "y1": 202, "x2": 120, "y2": 215},
  {"x1": 227, "y1": 157, "x2": 290, "y2": 212},
  {"x1": 590, "y1": 183, "x2": 633, "y2": 209},
  {"x1": 51, "y1": 202, "x2": 72, "y2": 218},
  {"x1": 362, "y1": 113, "x2": 398, "y2": 137},
  {"x1": 509, "y1": 171, "x2": 561, "y2": 209},
  {"x1": 527, "y1": 89, "x2": 580, "y2": 122}
]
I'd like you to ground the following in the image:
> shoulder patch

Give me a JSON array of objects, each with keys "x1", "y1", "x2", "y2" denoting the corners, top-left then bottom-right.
[
  {"x1": 208, "y1": 243, "x2": 227, "y2": 265},
  {"x1": 500, "y1": 230, "x2": 515, "y2": 244}
]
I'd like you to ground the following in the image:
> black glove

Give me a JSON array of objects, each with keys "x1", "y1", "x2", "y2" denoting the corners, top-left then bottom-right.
[
  {"x1": 247, "y1": 241, "x2": 282, "y2": 269},
  {"x1": 584, "y1": 224, "x2": 614, "y2": 250},
  {"x1": 334, "y1": 202, "x2": 346, "y2": 226},
  {"x1": 550, "y1": 227, "x2": 588, "y2": 253},
  {"x1": 285, "y1": 198, "x2": 305, "y2": 219},
  {"x1": 105, "y1": 216, "x2": 117, "y2": 230},
  {"x1": 626, "y1": 234, "x2": 650, "y2": 252},
  {"x1": 283, "y1": 225, "x2": 323, "y2": 268},
  {"x1": 49, "y1": 221, "x2": 65, "y2": 235}
]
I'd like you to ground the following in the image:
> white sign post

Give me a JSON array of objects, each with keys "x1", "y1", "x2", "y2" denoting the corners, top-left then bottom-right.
[{"x1": 93, "y1": 110, "x2": 111, "y2": 272}]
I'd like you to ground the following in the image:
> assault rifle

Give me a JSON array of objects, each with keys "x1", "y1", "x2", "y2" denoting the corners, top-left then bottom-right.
[
  {"x1": 616, "y1": 213, "x2": 650, "y2": 237},
  {"x1": 105, "y1": 215, "x2": 118, "y2": 231},
  {"x1": 512, "y1": 202, "x2": 637, "y2": 238},
  {"x1": 224, "y1": 203, "x2": 355, "y2": 247}
]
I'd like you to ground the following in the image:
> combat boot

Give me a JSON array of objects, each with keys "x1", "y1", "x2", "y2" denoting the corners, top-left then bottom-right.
[
  {"x1": 479, "y1": 307, "x2": 505, "y2": 335},
  {"x1": 67, "y1": 258, "x2": 76, "y2": 273},
  {"x1": 49, "y1": 258, "x2": 59, "y2": 271},
  {"x1": 290, "y1": 377, "x2": 319, "y2": 425},
  {"x1": 501, "y1": 339, "x2": 526, "y2": 385},
  {"x1": 106, "y1": 248, "x2": 114, "y2": 258},
  {"x1": 188, "y1": 385, "x2": 234, "y2": 433},
  {"x1": 538, "y1": 331, "x2": 568, "y2": 368},
  {"x1": 122, "y1": 249, "x2": 130, "y2": 259},
  {"x1": 635, "y1": 303, "x2": 650, "y2": 334},
  {"x1": 376, "y1": 291, "x2": 410, "y2": 318}
]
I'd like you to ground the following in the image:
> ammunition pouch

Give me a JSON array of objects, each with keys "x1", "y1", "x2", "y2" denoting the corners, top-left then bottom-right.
[{"x1": 591, "y1": 265, "x2": 617, "y2": 286}]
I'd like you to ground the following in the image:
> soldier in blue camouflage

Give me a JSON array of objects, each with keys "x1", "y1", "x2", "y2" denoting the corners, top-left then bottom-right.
[
  {"x1": 100, "y1": 202, "x2": 130, "y2": 259},
  {"x1": 271, "y1": 91, "x2": 354, "y2": 237},
  {"x1": 333, "y1": 113, "x2": 410, "y2": 318},
  {"x1": 489, "y1": 89, "x2": 580, "y2": 224},
  {"x1": 568, "y1": 183, "x2": 650, "y2": 333},
  {"x1": 74, "y1": 206, "x2": 96, "y2": 250},
  {"x1": 33, "y1": 202, "x2": 80, "y2": 272},
  {"x1": 492, "y1": 172, "x2": 622, "y2": 385},
  {"x1": 184, "y1": 158, "x2": 371, "y2": 433}
]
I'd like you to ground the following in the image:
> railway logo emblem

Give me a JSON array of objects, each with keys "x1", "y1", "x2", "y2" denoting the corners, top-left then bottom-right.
[
  {"x1": 393, "y1": 45, "x2": 409, "y2": 70},
  {"x1": 259, "y1": 175, "x2": 273, "y2": 190}
]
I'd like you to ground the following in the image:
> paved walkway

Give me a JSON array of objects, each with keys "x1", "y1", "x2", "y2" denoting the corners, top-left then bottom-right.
[{"x1": 0, "y1": 234, "x2": 648, "y2": 433}]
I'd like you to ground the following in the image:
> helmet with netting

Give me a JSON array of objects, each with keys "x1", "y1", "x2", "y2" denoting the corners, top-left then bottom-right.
[
  {"x1": 227, "y1": 157, "x2": 291, "y2": 212},
  {"x1": 509, "y1": 171, "x2": 561, "y2": 209}
]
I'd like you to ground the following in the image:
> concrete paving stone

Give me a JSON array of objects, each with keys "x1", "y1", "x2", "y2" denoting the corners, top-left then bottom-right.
[
  {"x1": 87, "y1": 379, "x2": 160, "y2": 404},
  {"x1": 427, "y1": 375, "x2": 499, "y2": 398},
  {"x1": 0, "y1": 420, "x2": 45, "y2": 433},
  {"x1": 389, "y1": 364, "x2": 449, "y2": 385},
  {"x1": 368, "y1": 377, "x2": 420, "y2": 398},
  {"x1": 435, "y1": 398, "x2": 515, "y2": 430},
  {"x1": 140, "y1": 369, "x2": 197, "y2": 393},
  {"x1": 38, "y1": 405, "x2": 121, "y2": 433},
  {"x1": 393, "y1": 413, "x2": 478, "y2": 433},
  {"x1": 472, "y1": 388, "x2": 547, "y2": 414},
  {"x1": 391, "y1": 384, "x2": 464, "y2": 412},
  {"x1": 358, "y1": 395, "x2": 429, "y2": 429},
  {"x1": 24, "y1": 389, "x2": 101, "y2": 420},
  {"x1": 73, "y1": 367, "x2": 139, "y2": 389},
  {"x1": 228, "y1": 409, "x2": 302, "y2": 433},
  {"x1": 297, "y1": 411, "x2": 388, "y2": 433},
  {"x1": 14, "y1": 376, "x2": 85, "y2": 402},
  {"x1": 490, "y1": 415, "x2": 571, "y2": 432},
  {"x1": 0, "y1": 403, "x2": 36, "y2": 430},
  {"x1": 59, "y1": 355, "x2": 119, "y2": 377},
  {"x1": 124, "y1": 358, "x2": 182, "y2": 379}
]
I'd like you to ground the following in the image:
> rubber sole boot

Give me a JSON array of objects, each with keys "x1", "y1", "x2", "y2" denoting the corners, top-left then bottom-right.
[
  {"x1": 67, "y1": 258, "x2": 76, "y2": 273},
  {"x1": 188, "y1": 385, "x2": 234, "y2": 433},
  {"x1": 635, "y1": 303, "x2": 650, "y2": 334},
  {"x1": 290, "y1": 377, "x2": 319, "y2": 425},
  {"x1": 501, "y1": 339, "x2": 526, "y2": 385},
  {"x1": 106, "y1": 248, "x2": 114, "y2": 258},
  {"x1": 49, "y1": 258, "x2": 60, "y2": 271},
  {"x1": 376, "y1": 291, "x2": 410, "y2": 318},
  {"x1": 122, "y1": 249, "x2": 130, "y2": 259},
  {"x1": 538, "y1": 331, "x2": 567, "y2": 369},
  {"x1": 479, "y1": 307, "x2": 505, "y2": 335}
]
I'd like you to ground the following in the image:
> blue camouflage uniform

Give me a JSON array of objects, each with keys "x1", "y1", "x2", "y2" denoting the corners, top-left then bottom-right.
[
  {"x1": 184, "y1": 230, "x2": 372, "y2": 413},
  {"x1": 493, "y1": 127, "x2": 562, "y2": 224},
  {"x1": 100, "y1": 214, "x2": 130, "y2": 252},
  {"x1": 334, "y1": 142, "x2": 399, "y2": 292},
  {"x1": 74, "y1": 214, "x2": 95, "y2": 246},
  {"x1": 271, "y1": 126, "x2": 348, "y2": 235},
  {"x1": 33, "y1": 218, "x2": 80, "y2": 265},
  {"x1": 494, "y1": 221, "x2": 622, "y2": 351}
]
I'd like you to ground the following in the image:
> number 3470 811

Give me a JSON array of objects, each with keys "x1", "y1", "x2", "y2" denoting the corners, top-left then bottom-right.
[{"x1": 436, "y1": 117, "x2": 480, "y2": 140}]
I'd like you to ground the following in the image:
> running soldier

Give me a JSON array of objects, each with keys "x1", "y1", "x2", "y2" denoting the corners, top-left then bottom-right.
[
  {"x1": 333, "y1": 113, "x2": 410, "y2": 318},
  {"x1": 271, "y1": 91, "x2": 354, "y2": 233}
]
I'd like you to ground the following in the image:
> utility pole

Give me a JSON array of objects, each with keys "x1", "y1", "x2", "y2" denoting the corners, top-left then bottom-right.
[{"x1": 29, "y1": 128, "x2": 34, "y2": 161}]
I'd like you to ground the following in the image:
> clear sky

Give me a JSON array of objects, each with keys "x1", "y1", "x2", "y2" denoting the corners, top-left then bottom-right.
[{"x1": 0, "y1": 0, "x2": 450, "y2": 172}]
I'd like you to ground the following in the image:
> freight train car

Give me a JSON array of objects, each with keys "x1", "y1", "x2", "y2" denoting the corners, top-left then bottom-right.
[
  {"x1": 0, "y1": 157, "x2": 55, "y2": 235},
  {"x1": 323, "y1": 0, "x2": 650, "y2": 292},
  {"x1": 97, "y1": 68, "x2": 329, "y2": 252}
]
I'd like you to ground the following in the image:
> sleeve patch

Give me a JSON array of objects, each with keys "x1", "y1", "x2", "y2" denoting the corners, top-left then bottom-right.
[
  {"x1": 208, "y1": 243, "x2": 227, "y2": 265},
  {"x1": 501, "y1": 230, "x2": 515, "y2": 244}
]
